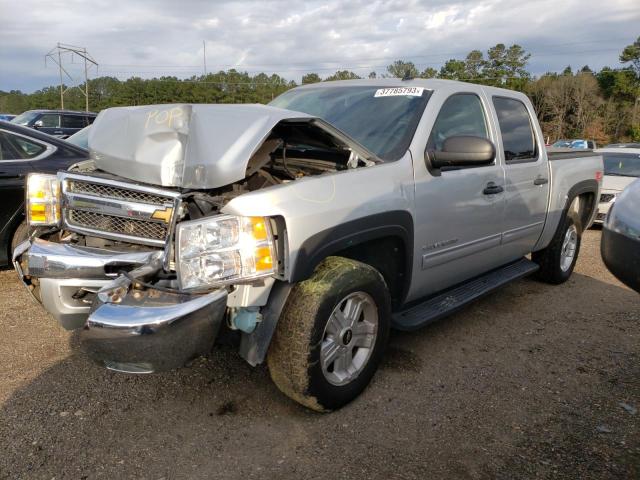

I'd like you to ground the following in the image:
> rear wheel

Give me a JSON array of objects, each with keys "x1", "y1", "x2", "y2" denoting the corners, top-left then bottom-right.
[
  {"x1": 267, "y1": 256, "x2": 390, "y2": 412},
  {"x1": 532, "y1": 211, "x2": 581, "y2": 284}
]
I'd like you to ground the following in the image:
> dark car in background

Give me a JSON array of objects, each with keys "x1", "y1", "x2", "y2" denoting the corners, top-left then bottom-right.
[
  {"x1": 0, "y1": 121, "x2": 88, "y2": 266},
  {"x1": 11, "y1": 109, "x2": 96, "y2": 138},
  {"x1": 601, "y1": 179, "x2": 640, "y2": 293},
  {"x1": 0, "y1": 114, "x2": 16, "y2": 121}
]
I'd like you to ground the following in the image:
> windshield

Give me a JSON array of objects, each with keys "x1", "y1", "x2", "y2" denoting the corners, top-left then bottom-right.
[
  {"x1": 66, "y1": 126, "x2": 90, "y2": 149},
  {"x1": 11, "y1": 111, "x2": 40, "y2": 126},
  {"x1": 603, "y1": 153, "x2": 640, "y2": 177},
  {"x1": 270, "y1": 86, "x2": 431, "y2": 160},
  {"x1": 552, "y1": 140, "x2": 571, "y2": 147}
]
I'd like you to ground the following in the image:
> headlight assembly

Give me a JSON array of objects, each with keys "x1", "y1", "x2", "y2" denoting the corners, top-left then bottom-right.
[
  {"x1": 176, "y1": 215, "x2": 276, "y2": 290},
  {"x1": 26, "y1": 173, "x2": 61, "y2": 226}
]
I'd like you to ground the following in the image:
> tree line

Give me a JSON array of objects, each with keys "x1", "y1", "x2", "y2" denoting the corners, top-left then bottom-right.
[{"x1": 1, "y1": 37, "x2": 639, "y2": 143}]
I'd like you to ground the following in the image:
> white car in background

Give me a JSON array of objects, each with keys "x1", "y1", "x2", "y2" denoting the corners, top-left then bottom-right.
[{"x1": 595, "y1": 147, "x2": 640, "y2": 223}]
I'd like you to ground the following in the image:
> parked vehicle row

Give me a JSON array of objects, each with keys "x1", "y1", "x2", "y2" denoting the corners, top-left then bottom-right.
[
  {"x1": 11, "y1": 79, "x2": 604, "y2": 411},
  {"x1": 551, "y1": 139, "x2": 597, "y2": 149}
]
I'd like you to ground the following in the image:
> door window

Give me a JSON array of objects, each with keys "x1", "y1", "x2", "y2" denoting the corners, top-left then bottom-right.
[
  {"x1": 0, "y1": 131, "x2": 47, "y2": 160},
  {"x1": 492, "y1": 97, "x2": 538, "y2": 163},
  {"x1": 427, "y1": 93, "x2": 488, "y2": 152},
  {"x1": 38, "y1": 114, "x2": 60, "y2": 128},
  {"x1": 62, "y1": 115, "x2": 86, "y2": 129}
]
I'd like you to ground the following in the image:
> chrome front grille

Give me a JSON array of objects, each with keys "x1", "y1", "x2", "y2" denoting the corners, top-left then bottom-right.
[
  {"x1": 60, "y1": 173, "x2": 180, "y2": 247},
  {"x1": 68, "y1": 210, "x2": 169, "y2": 241},
  {"x1": 67, "y1": 180, "x2": 170, "y2": 205}
]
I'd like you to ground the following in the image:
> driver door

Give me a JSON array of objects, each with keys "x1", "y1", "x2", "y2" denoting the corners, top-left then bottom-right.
[{"x1": 407, "y1": 92, "x2": 506, "y2": 301}]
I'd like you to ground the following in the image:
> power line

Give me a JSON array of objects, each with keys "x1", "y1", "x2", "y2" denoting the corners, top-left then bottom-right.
[
  {"x1": 96, "y1": 44, "x2": 621, "y2": 72},
  {"x1": 45, "y1": 42, "x2": 98, "y2": 111}
]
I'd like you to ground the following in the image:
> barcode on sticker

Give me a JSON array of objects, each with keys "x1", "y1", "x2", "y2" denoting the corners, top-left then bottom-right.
[{"x1": 374, "y1": 87, "x2": 424, "y2": 97}]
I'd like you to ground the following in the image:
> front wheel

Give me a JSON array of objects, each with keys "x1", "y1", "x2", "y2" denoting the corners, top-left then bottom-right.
[
  {"x1": 267, "y1": 257, "x2": 391, "y2": 412},
  {"x1": 532, "y1": 211, "x2": 582, "y2": 284}
]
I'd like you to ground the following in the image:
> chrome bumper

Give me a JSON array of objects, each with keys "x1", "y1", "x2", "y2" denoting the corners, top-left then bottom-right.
[{"x1": 14, "y1": 239, "x2": 228, "y2": 373}]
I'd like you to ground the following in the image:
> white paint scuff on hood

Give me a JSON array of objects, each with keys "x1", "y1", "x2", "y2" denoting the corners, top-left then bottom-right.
[{"x1": 87, "y1": 104, "x2": 312, "y2": 189}]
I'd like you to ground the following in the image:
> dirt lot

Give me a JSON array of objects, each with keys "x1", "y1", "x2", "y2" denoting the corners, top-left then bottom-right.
[{"x1": 0, "y1": 229, "x2": 638, "y2": 480}]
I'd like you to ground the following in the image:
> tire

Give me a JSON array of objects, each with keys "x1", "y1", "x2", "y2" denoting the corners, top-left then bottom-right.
[
  {"x1": 532, "y1": 211, "x2": 582, "y2": 284},
  {"x1": 10, "y1": 221, "x2": 29, "y2": 258},
  {"x1": 267, "y1": 256, "x2": 391, "y2": 412}
]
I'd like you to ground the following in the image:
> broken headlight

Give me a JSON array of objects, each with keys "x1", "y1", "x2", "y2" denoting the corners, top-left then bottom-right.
[{"x1": 176, "y1": 215, "x2": 276, "y2": 290}]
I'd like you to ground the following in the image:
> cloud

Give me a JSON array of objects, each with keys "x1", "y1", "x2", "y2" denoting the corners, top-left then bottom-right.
[{"x1": 0, "y1": 0, "x2": 639, "y2": 92}]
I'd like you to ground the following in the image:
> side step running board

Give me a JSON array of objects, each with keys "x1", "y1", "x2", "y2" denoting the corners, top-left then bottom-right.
[{"x1": 392, "y1": 258, "x2": 539, "y2": 331}]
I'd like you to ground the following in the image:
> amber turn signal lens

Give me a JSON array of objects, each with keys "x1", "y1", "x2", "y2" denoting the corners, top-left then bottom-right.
[{"x1": 26, "y1": 174, "x2": 61, "y2": 226}]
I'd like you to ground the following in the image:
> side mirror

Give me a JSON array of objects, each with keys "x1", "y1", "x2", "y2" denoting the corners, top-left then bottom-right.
[
  {"x1": 33, "y1": 120, "x2": 44, "y2": 128},
  {"x1": 428, "y1": 135, "x2": 496, "y2": 169}
]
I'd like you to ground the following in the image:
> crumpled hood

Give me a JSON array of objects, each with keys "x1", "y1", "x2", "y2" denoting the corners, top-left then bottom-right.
[{"x1": 87, "y1": 104, "x2": 312, "y2": 189}]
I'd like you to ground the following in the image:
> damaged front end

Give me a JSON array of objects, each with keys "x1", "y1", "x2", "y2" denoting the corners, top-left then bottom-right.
[
  {"x1": 13, "y1": 103, "x2": 377, "y2": 374},
  {"x1": 14, "y1": 237, "x2": 227, "y2": 374}
]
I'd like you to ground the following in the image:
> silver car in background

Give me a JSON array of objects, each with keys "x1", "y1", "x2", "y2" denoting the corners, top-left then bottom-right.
[{"x1": 594, "y1": 148, "x2": 640, "y2": 223}]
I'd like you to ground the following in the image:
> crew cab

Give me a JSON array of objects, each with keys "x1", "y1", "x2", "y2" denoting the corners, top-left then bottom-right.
[{"x1": 13, "y1": 80, "x2": 603, "y2": 411}]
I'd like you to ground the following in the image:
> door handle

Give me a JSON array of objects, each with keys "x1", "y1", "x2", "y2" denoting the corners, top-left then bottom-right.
[
  {"x1": 483, "y1": 182, "x2": 504, "y2": 195},
  {"x1": 534, "y1": 176, "x2": 549, "y2": 186}
]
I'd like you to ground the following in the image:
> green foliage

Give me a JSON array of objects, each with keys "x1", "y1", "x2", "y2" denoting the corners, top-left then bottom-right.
[
  {"x1": 630, "y1": 124, "x2": 640, "y2": 142},
  {"x1": 301, "y1": 73, "x2": 321, "y2": 84},
  {"x1": 620, "y1": 36, "x2": 640, "y2": 76},
  {"x1": 419, "y1": 67, "x2": 438, "y2": 79},
  {"x1": 386, "y1": 60, "x2": 419, "y2": 78},
  {"x1": 324, "y1": 70, "x2": 361, "y2": 81},
  {"x1": 0, "y1": 70, "x2": 293, "y2": 113},
  {"x1": 439, "y1": 59, "x2": 466, "y2": 80}
]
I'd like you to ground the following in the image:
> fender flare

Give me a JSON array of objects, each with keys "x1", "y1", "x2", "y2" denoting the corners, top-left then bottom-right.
[
  {"x1": 289, "y1": 210, "x2": 414, "y2": 287},
  {"x1": 563, "y1": 179, "x2": 599, "y2": 228}
]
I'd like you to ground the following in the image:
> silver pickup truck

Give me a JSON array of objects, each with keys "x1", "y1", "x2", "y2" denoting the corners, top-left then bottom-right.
[{"x1": 14, "y1": 79, "x2": 603, "y2": 411}]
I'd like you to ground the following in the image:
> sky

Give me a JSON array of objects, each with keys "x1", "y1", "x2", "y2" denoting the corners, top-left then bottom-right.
[{"x1": 1, "y1": 0, "x2": 639, "y2": 93}]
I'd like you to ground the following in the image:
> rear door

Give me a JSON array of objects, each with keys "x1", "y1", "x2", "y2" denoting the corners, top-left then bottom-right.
[
  {"x1": 492, "y1": 96, "x2": 549, "y2": 260},
  {"x1": 36, "y1": 113, "x2": 63, "y2": 137},
  {"x1": 61, "y1": 114, "x2": 87, "y2": 137},
  {"x1": 409, "y1": 91, "x2": 506, "y2": 300}
]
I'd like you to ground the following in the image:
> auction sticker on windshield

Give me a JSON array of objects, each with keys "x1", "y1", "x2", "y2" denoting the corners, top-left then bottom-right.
[{"x1": 374, "y1": 87, "x2": 424, "y2": 97}]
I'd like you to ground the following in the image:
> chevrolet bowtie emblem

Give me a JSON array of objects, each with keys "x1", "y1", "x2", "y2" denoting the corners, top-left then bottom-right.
[{"x1": 151, "y1": 207, "x2": 173, "y2": 223}]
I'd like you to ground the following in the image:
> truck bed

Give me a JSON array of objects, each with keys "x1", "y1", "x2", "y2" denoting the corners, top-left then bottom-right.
[{"x1": 533, "y1": 150, "x2": 603, "y2": 252}]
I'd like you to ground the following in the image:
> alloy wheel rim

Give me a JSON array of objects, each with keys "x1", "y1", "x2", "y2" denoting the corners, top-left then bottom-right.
[
  {"x1": 320, "y1": 291, "x2": 379, "y2": 386},
  {"x1": 560, "y1": 224, "x2": 578, "y2": 272}
]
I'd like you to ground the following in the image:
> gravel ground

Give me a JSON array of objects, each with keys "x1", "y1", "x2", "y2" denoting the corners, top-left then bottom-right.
[{"x1": 0, "y1": 229, "x2": 638, "y2": 480}]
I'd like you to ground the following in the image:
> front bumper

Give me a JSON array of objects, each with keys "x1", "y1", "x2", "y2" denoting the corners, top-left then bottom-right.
[{"x1": 14, "y1": 238, "x2": 227, "y2": 373}]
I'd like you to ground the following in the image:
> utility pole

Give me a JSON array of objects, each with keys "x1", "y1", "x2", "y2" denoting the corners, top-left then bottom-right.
[
  {"x1": 203, "y1": 40, "x2": 207, "y2": 76},
  {"x1": 45, "y1": 43, "x2": 98, "y2": 111}
]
